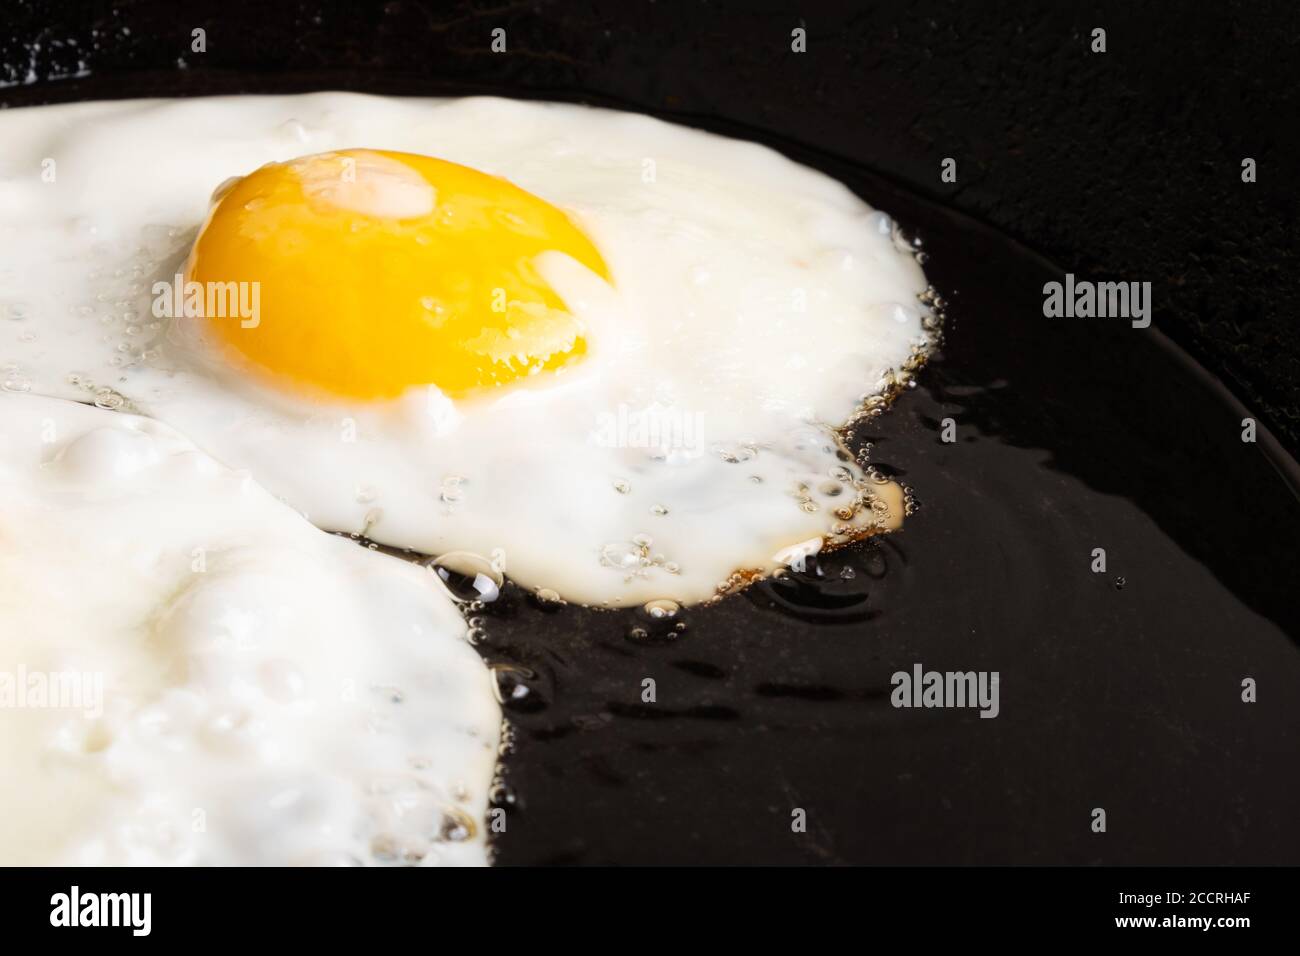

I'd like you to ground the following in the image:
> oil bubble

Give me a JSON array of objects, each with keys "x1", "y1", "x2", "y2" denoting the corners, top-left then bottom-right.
[{"x1": 426, "y1": 551, "x2": 503, "y2": 603}]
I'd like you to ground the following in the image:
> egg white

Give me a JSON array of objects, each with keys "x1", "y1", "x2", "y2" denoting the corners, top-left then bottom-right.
[
  {"x1": 0, "y1": 393, "x2": 500, "y2": 865},
  {"x1": 0, "y1": 93, "x2": 934, "y2": 606}
]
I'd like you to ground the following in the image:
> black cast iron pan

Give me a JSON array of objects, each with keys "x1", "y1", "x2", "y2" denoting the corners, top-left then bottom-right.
[{"x1": 3, "y1": 0, "x2": 1297, "y2": 866}]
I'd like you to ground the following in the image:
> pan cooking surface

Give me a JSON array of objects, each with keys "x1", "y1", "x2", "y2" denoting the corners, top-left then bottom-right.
[
  {"x1": 5, "y1": 78, "x2": 1296, "y2": 865},
  {"x1": 474, "y1": 134, "x2": 1300, "y2": 866}
]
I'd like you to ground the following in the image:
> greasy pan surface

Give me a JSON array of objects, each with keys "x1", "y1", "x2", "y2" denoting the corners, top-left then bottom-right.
[
  {"x1": 473, "y1": 141, "x2": 1300, "y2": 865},
  {"x1": 3, "y1": 5, "x2": 1297, "y2": 865}
]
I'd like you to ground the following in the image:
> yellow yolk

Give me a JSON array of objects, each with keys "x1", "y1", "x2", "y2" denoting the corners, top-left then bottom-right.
[{"x1": 185, "y1": 149, "x2": 609, "y2": 400}]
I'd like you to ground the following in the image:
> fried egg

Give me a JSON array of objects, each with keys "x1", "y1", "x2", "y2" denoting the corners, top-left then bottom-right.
[
  {"x1": 0, "y1": 94, "x2": 934, "y2": 606},
  {"x1": 0, "y1": 393, "x2": 500, "y2": 865}
]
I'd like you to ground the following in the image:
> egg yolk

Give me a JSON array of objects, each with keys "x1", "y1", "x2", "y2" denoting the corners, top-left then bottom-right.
[{"x1": 185, "y1": 149, "x2": 609, "y2": 400}]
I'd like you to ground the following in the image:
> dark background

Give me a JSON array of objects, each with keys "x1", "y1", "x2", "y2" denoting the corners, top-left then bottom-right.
[{"x1": 3, "y1": 0, "x2": 1298, "y2": 453}]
